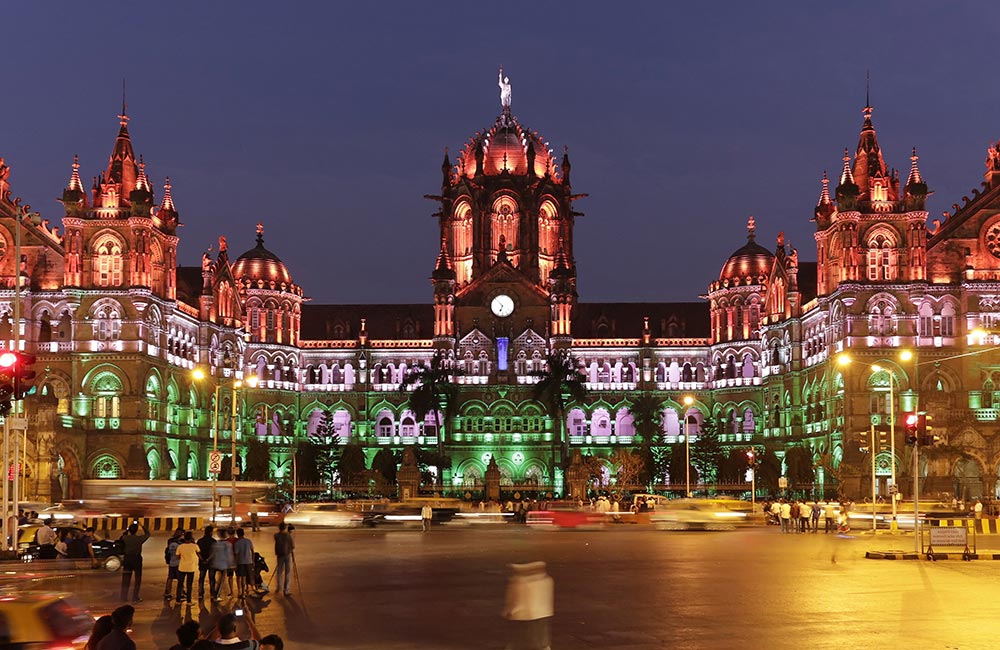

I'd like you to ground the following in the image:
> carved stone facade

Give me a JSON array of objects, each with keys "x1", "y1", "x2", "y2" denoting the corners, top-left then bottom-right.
[{"x1": 2, "y1": 88, "x2": 1000, "y2": 503}]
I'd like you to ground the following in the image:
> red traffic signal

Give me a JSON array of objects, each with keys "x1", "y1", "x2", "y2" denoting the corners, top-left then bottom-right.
[
  {"x1": 904, "y1": 412, "x2": 919, "y2": 445},
  {"x1": 0, "y1": 352, "x2": 16, "y2": 369},
  {"x1": 13, "y1": 351, "x2": 36, "y2": 399}
]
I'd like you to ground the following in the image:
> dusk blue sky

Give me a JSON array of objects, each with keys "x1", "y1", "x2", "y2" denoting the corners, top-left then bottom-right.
[{"x1": 4, "y1": 3, "x2": 1000, "y2": 305}]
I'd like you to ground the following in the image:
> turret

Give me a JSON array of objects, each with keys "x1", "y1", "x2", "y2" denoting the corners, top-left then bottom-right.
[{"x1": 60, "y1": 155, "x2": 88, "y2": 217}]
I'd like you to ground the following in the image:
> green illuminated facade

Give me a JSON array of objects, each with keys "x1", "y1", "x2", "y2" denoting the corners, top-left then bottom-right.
[{"x1": 5, "y1": 88, "x2": 1000, "y2": 504}]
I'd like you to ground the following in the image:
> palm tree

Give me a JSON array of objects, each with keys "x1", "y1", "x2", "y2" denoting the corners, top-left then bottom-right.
[
  {"x1": 629, "y1": 392, "x2": 663, "y2": 487},
  {"x1": 401, "y1": 352, "x2": 459, "y2": 487},
  {"x1": 531, "y1": 350, "x2": 588, "y2": 486}
]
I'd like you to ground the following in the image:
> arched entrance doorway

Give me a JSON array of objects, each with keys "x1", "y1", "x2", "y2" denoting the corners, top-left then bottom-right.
[
  {"x1": 954, "y1": 456, "x2": 983, "y2": 500},
  {"x1": 51, "y1": 447, "x2": 83, "y2": 501}
]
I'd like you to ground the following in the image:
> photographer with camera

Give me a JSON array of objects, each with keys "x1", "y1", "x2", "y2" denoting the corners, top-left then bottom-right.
[{"x1": 119, "y1": 519, "x2": 150, "y2": 603}]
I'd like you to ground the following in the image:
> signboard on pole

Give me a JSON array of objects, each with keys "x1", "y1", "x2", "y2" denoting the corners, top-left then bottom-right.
[
  {"x1": 778, "y1": 476, "x2": 788, "y2": 489},
  {"x1": 208, "y1": 451, "x2": 223, "y2": 474},
  {"x1": 929, "y1": 526, "x2": 968, "y2": 547}
]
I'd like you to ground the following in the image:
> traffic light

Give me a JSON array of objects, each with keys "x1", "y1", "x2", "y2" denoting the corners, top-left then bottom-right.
[
  {"x1": 919, "y1": 414, "x2": 940, "y2": 446},
  {"x1": 745, "y1": 448, "x2": 758, "y2": 469},
  {"x1": 857, "y1": 431, "x2": 869, "y2": 453},
  {"x1": 875, "y1": 425, "x2": 889, "y2": 450},
  {"x1": 13, "y1": 351, "x2": 36, "y2": 400},
  {"x1": 0, "y1": 352, "x2": 15, "y2": 415},
  {"x1": 904, "y1": 413, "x2": 918, "y2": 445}
]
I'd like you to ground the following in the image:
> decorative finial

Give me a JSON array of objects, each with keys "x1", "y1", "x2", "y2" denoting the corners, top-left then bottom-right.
[
  {"x1": 865, "y1": 69, "x2": 870, "y2": 109},
  {"x1": 68, "y1": 154, "x2": 83, "y2": 191},
  {"x1": 777, "y1": 231, "x2": 785, "y2": 247},
  {"x1": 818, "y1": 170, "x2": 831, "y2": 204},
  {"x1": 747, "y1": 215, "x2": 756, "y2": 241},
  {"x1": 498, "y1": 65, "x2": 511, "y2": 112},
  {"x1": 161, "y1": 177, "x2": 174, "y2": 211},
  {"x1": 840, "y1": 148, "x2": 854, "y2": 185},
  {"x1": 256, "y1": 221, "x2": 264, "y2": 246},
  {"x1": 119, "y1": 78, "x2": 129, "y2": 127},
  {"x1": 907, "y1": 147, "x2": 923, "y2": 185},
  {"x1": 136, "y1": 155, "x2": 148, "y2": 190}
]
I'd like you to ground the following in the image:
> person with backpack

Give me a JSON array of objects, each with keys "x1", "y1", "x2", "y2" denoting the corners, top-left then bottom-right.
[
  {"x1": 119, "y1": 521, "x2": 150, "y2": 602},
  {"x1": 232, "y1": 528, "x2": 255, "y2": 597},
  {"x1": 208, "y1": 528, "x2": 234, "y2": 602},
  {"x1": 164, "y1": 527, "x2": 184, "y2": 600}
]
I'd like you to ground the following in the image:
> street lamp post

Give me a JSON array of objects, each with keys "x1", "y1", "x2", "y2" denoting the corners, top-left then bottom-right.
[
  {"x1": 871, "y1": 364, "x2": 898, "y2": 532},
  {"x1": 193, "y1": 369, "x2": 223, "y2": 525},
  {"x1": 230, "y1": 375, "x2": 258, "y2": 524},
  {"x1": 682, "y1": 395, "x2": 694, "y2": 497}
]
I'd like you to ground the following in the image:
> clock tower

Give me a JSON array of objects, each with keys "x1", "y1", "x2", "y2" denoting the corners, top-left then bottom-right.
[{"x1": 427, "y1": 70, "x2": 584, "y2": 369}]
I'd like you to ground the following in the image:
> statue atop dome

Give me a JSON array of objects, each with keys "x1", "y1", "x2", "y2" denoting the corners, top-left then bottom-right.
[{"x1": 499, "y1": 66, "x2": 511, "y2": 111}]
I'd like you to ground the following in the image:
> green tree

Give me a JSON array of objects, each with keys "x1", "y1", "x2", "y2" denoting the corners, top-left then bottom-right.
[
  {"x1": 244, "y1": 437, "x2": 271, "y2": 482},
  {"x1": 294, "y1": 439, "x2": 322, "y2": 486},
  {"x1": 691, "y1": 418, "x2": 724, "y2": 484},
  {"x1": 629, "y1": 392, "x2": 664, "y2": 487},
  {"x1": 610, "y1": 448, "x2": 643, "y2": 496},
  {"x1": 531, "y1": 350, "x2": 588, "y2": 479},
  {"x1": 371, "y1": 447, "x2": 399, "y2": 485},
  {"x1": 401, "y1": 352, "x2": 459, "y2": 487},
  {"x1": 784, "y1": 445, "x2": 815, "y2": 490},
  {"x1": 337, "y1": 441, "x2": 368, "y2": 488},
  {"x1": 758, "y1": 448, "x2": 782, "y2": 492},
  {"x1": 667, "y1": 444, "x2": 694, "y2": 493}
]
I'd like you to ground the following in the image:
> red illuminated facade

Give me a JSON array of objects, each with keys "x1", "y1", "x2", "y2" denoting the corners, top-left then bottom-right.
[{"x1": 2, "y1": 82, "x2": 1000, "y2": 503}]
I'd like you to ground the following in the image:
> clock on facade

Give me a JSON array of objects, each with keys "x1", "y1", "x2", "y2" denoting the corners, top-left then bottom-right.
[{"x1": 491, "y1": 293, "x2": 514, "y2": 317}]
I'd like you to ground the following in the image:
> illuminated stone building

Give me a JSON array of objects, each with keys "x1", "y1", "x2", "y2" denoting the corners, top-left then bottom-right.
[{"x1": 4, "y1": 82, "x2": 1000, "y2": 503}]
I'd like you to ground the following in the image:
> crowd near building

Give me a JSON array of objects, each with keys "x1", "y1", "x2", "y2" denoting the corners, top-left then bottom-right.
[{"x1": 4, "y1": 76, "x2": 1000, "y2": 504}]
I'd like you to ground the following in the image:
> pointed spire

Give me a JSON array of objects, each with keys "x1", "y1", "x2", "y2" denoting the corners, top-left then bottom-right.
[
  {"x1": 907, "y1": 147, "x2": 923, "y2": 185},
  {"x1": 256, "y1": 221, "x2": 265, "y2": 246},
  {"x1": 746, "y1": 215, "x2": 756, "y2": 242},
  {"x1": 119, "y1": 78, "x2": 129, "y2": 128},
  {"x1": 135, "y1": 155, "x2": 149, "y2": 191},
  {"x1": 818, "y1": 171, "x2": 832, "y2": 206},
  {"x1": 561, "y1": 146, "x2": 571, "y2": 185},
  {"x1": 432, "y1": 235, "x2": 455, "y2": 281},
  {"x1": 161, "y1": 177, "x2": 175, "y2": 211},
  {"x1": 67, "y1": 155, "x2": 83, "y2": 191},
  {"x1": 839, "y1": 148, "x2": 854, "y2": 186}
]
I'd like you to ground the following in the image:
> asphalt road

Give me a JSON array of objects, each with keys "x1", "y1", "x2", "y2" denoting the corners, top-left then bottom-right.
[{"x1": 10, "y1": 525, "x2": 1000, "y2": 649}]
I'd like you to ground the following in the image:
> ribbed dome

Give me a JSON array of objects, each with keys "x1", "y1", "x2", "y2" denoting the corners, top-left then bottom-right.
[
  {"x1": 232, "y1": 224, "x2": 293, "y2": 286},
  {"x1": 718, "y1": 218, "x2": 773, "y2": 285},
  {"x1": 719, "y1": 239, "x2": 774, "y2": 284},
  {"x1": 457, "y1": 112, "x2": 555, "y2": 178}
]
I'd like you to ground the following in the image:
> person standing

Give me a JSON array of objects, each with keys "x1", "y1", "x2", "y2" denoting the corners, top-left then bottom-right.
[
  {"x1": 974, "y1": 498, "x2": 984, "y2": 520},
  {"x1": 273, "y1": 522, "x2": 294, "y2": 597},
  {"x1": 208, "y1": 528, "x2": 234, "y2": 602},
  {"x1": 81, "y1": 526, "x2": 99, "y2": 568},
  {"x1": 250, "y1": 509, "x2": 260, "y2": 533},
  {"x1": 164, "y1": 528, "x2": 184, "y2": 600},
  {"x1": 503, "y1": 561, "x2": 554, "y2": 650},
  {"x1": 823, "y1": 501, "x2": 837, "y2": 533},
  {"x1": 175, "y1": 531, "x2": 200, "y2": 602},
  {"x1": 36, "y1": 518, "x2": 57, "y2": 559},
  {"x1": 810, "y1": 502, "x2": 821, "y2": 533},
  {"x1": 96, "y1": 605, "x2": 136, "y2": 650},
  {"x1": 779, "y1": 500, "x2": 791, "y2": 533},
  {"x1": 119, "y1": 522, "x2": 150, "y2": 602},
  {"x1": 421, "y1": 503, "x2": 433, "y2": 532},
  {"x1": 232, "y1": 528, "x2": 255, "y2": 597},
  {"x1": 196, "y1": 526, "x2": 215, "y2": 599}
]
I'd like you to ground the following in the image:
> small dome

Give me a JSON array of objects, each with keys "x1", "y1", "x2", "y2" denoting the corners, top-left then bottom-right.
[
  {"x1": 457, "y1": 112, "x2": 555, "y2": 178},
  {"x1": 232, "y1": 223, "x2": 292, "y2": 286},
  {"x1": 718, "y1": 217, "x2": 773, "y2": 285}
]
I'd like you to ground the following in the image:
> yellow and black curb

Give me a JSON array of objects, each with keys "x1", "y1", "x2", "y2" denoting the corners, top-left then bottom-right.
[
  {"x1": 930, "y1": 518, "x2": 1000, "y2": 534},
  {"x1": 81, "y1": 517, "x2": 205, "y2": 533},
  {"x1": 865, "y1": 550, "x2": 1000, "y2": 560}
]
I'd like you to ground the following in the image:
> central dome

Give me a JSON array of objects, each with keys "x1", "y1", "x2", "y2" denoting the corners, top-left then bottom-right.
[
  {"x1": 232, "y1": 223, "x2": 293, "y2": 287},
  {"x1": 457, "y1": 112, "x2": 555, "y2": 178}
]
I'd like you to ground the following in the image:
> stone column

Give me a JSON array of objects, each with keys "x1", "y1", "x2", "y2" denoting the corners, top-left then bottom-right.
[
  {"x1": 565, "y1": 450, "x2": 588, "y2": 501},
  {"x1": 397, "y1": 446, "x2": 421, "y2": 500}
]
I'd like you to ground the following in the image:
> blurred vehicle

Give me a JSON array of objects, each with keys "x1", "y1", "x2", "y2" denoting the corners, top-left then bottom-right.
[
  {"x1": 0, "y1": 592, "x2": 93, "y2": 648},
  {"x1": 236, "y1": 500, "x2": 284, "y2": 526},
  {"x1": 650, "y1": 498, "x2": 748, "y2": 531},
  {"x1": 283, "y1": 503, "x2": 363, "y2": 528},
  {"x1": 631, "y1": 494, "x2": 670, "y2": 510},
  {"x1": 40, "y1": 500, "x2": 112, "y2": 522},
  {"x1": 526, "y1": 508, "x2": 602, "y2": 529},
  {"x1": 17, "y1": 524, "x2": 124, "y2": 571}
]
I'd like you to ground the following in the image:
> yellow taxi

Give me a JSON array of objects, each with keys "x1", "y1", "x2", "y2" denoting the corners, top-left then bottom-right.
[{"x1": 0, "y1": 592, "x2": 93, "y2": 649}]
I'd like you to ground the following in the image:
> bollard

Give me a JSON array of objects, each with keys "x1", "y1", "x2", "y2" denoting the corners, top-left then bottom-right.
[{"x1": 503, "y1": 561, "x2": 553, "y2": 650}]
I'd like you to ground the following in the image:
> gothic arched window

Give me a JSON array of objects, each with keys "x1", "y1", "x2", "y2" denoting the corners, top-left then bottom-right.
[
  {"x1": 92, "y1": 235, "x2": 124, "y2": 287},
  {"x1": 866, "y1": 231, "x2": 897, "y2": 281}
]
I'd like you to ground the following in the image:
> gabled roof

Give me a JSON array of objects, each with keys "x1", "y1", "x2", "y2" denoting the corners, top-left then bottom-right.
[{"x1": 573, "y1": 302, "x2": 709, "y2": 339}]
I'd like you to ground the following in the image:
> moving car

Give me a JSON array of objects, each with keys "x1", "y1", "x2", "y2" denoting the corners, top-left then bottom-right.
[
  {"x1": 0, "y1": 592, "x2": 93, "y2": 649},
  {"x1": 283, "y1": 503, "x2": 363, "y2": 528},
  {"x1": 649, "y1": 498, "x2": 748, "y2": 531},
  {"x1": 17, "y1": 524, "x2": 124, "y2": 571}
]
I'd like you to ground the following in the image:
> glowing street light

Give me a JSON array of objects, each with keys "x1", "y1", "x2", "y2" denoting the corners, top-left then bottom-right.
[{"x1": 682, "y1": 395, "x2": 695, "y2": 497}]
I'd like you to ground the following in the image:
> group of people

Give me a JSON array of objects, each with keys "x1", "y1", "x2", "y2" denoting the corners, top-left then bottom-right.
[
  {"x1": 764, "y1": 499, "x2": 849, "y2": 533},
  {"x1": 83, "y1": 604, "x2": 285, "y2": 650},
  {"x1": 117, "y1": 521, "x2": 297, "y2": 604}
]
